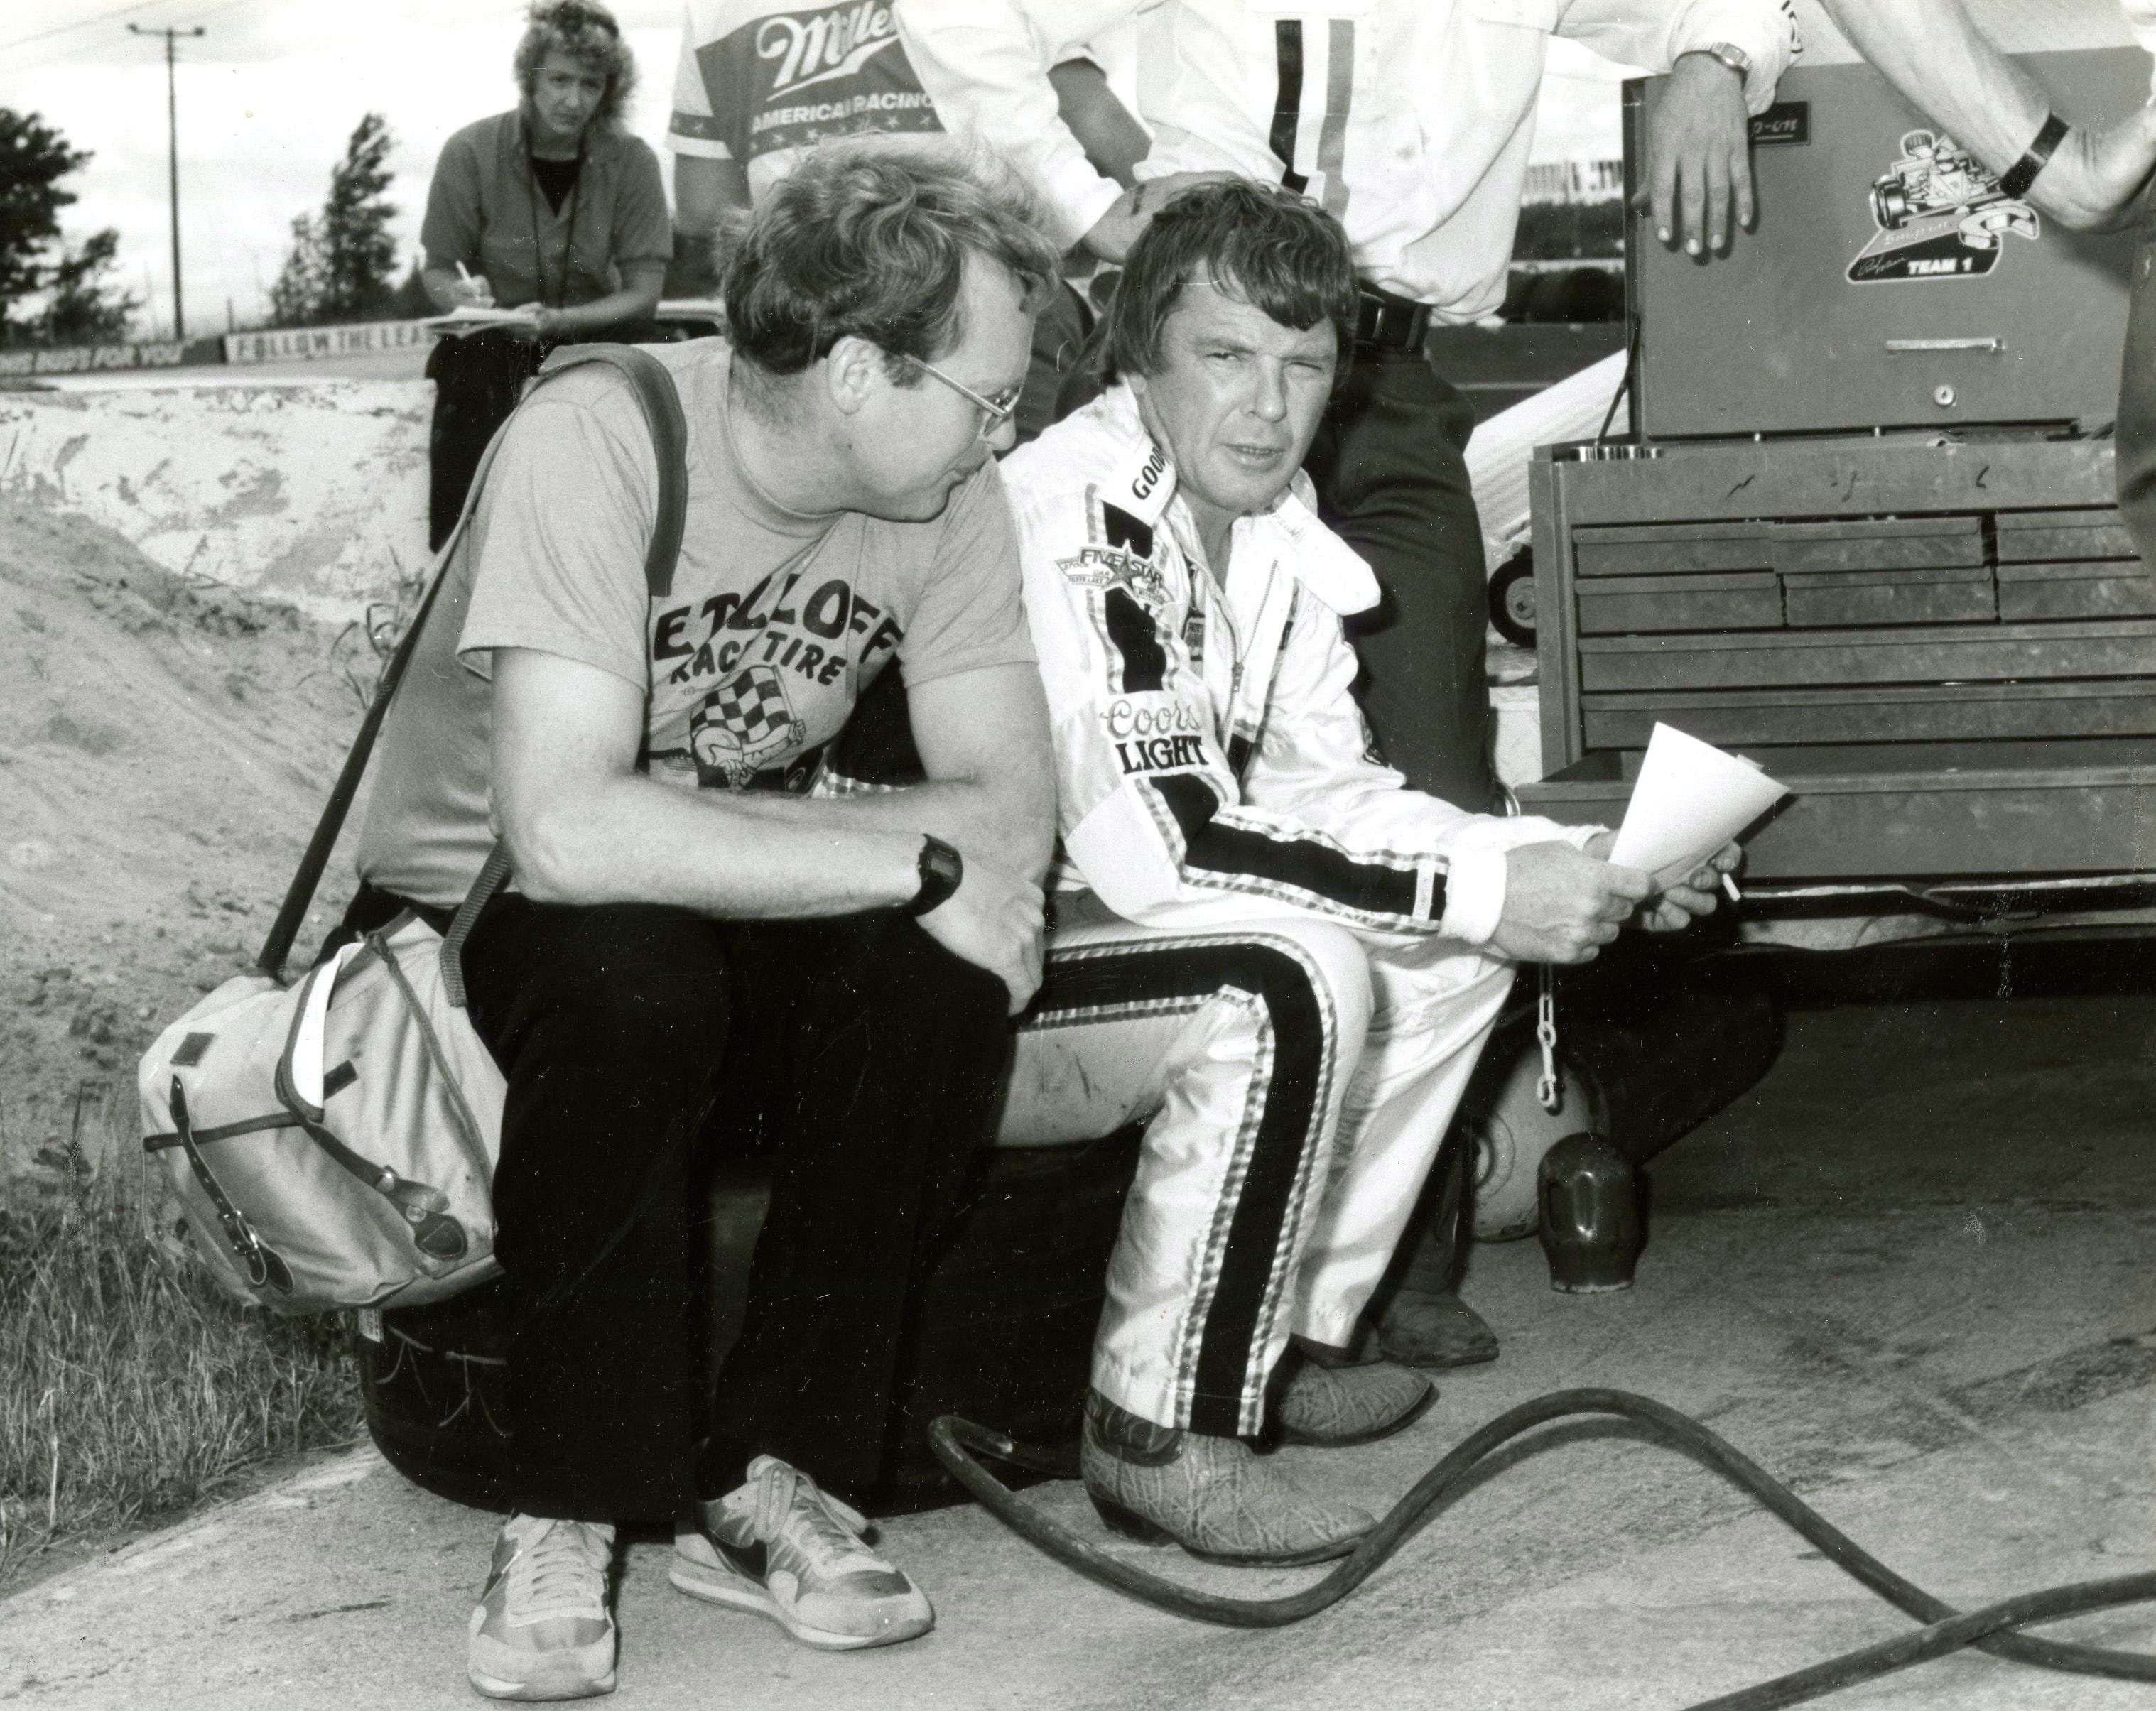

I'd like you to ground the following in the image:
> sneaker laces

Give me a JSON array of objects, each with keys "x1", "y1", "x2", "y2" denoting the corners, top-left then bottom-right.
[
  {"x1": 722, "y1": 1455, "x2": 888, "y2": 1580},
  {"x1": 500, "y1": 1516, "x2": 613, "y2": 1626}
]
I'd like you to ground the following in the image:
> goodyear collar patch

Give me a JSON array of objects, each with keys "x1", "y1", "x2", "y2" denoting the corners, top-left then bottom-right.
[{"x1": 1106, "y1": 434, "x2": 1175, "y2": 528}]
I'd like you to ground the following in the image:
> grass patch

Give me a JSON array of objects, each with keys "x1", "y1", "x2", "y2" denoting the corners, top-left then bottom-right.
[{"x1": 0, "y1": 1155, "x2": 362, "y2": 1590}]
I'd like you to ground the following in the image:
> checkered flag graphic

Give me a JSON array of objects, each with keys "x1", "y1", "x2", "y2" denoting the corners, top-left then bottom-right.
[{"x1": 708, "y1": 666, "x2": 793, "y2": 747}]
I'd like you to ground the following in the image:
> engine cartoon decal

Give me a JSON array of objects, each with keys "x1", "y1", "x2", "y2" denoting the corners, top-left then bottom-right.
[
  {"x1": 690, "y1": 663, "x2": 808, "y2": 789},
  {"x1": 1847, "y1": 130, "x2": 2039, "y2": 283}
]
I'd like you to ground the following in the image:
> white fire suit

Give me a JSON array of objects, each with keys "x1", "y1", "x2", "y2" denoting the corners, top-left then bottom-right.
[{"x1": 996, "y1": 385, "x2": 1600, "y2": 1437}]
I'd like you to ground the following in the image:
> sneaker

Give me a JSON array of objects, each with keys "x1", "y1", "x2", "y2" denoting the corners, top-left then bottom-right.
[
  {"x1": 466, "y1": 1514, "x2": 617, "y2": 1702},
  {"x1": 671, "y1": 1455, "x2": 933, "y2": 1651}
]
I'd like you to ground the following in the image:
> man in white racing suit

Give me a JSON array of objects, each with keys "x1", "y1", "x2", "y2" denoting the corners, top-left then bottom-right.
[
  {"x1": 900, "y1": 0, "x2": 1799, "y2": 1372},
  {"x1": 995, "y1": 181, "x2": 1734, "y2": 1565}
]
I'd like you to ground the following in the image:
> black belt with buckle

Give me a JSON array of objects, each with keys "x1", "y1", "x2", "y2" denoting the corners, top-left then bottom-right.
[{"x1": 1353, "y1": 283, "x2": 1431, "y2": 352}]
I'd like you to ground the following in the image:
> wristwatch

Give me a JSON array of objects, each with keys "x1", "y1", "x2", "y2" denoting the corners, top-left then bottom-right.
[
  {"x1": 1684, "y1": 41, "x2": 1752, "y2": 82},
  {"x1": 902, "y1": 835, "x2": 964, "y2": 917}
]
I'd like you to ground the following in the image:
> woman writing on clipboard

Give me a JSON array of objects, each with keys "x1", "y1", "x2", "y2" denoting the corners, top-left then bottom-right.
[{"x1": 419, "y1": 0, "x2": 673, "y2": 548}]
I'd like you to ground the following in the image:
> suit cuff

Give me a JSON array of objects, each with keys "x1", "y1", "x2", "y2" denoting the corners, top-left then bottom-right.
[
  {"x1": 1675, "y1": 0, "x2": 1802, "y2": 115},
  {"x1": 1438, "y1": 845, "x2": 1508, "y2": 946}
]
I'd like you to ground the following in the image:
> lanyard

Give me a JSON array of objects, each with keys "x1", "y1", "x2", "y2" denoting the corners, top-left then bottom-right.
[{"x1": 524, "y1": 138, "x2": 585, "y2": 310}]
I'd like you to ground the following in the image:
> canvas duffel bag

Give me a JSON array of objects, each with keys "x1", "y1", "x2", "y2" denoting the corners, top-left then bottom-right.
[
  {"x1": 135, "y1": 343, "x2": 688, "y2": 1313},
  {"x1": 138, "y1": 872, "x2": 507, "y2": 1310}
]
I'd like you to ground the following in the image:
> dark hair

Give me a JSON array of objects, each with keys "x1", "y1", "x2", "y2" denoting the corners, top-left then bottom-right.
[
  {"x1": 514, "y1": 0, "x2": 636, "y2": 134},
  {"x1": 1106, "y1": 180, "x2": 1358, "y2": 383},
  {"x1": 725, "y1": 142, "x2": 1062, "y2": 384}
]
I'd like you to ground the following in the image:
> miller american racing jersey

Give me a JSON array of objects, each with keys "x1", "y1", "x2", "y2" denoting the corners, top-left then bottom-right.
[{"x1": 1002, "y1": 383, "x2": 1600, "y2": 943}]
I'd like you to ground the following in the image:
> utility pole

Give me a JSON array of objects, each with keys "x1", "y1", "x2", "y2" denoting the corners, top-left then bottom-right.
[{"x1": 129, "y1": 23, "x2": 206, "y2": 340}]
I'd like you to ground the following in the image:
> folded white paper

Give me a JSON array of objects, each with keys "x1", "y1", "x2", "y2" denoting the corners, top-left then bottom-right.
[{"x1": 1609, "y1": 723, "x2": 1789, "y2": 888}]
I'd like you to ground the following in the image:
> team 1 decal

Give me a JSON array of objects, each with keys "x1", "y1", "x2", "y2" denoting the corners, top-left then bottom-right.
[{"x1": 1847, "y1": 129, "x2": 2039, "y2": 283}]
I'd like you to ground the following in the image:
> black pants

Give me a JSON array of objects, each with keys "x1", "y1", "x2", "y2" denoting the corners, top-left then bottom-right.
[
  {"x1": 1304, "y1": 347, "x2": 1500, "y2": 815},
  {"x1": 426, "y1": 330, "x2": 553, "y2": 550},
  {"x1": 2117, "y1": 219, "x2": 2156, "y2": 567},
  {"x1": 356, "y1": 890, "x2": 1010, "y2": 1520}
]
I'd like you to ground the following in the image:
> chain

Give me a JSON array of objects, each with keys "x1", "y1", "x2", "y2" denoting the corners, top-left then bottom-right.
[{"x1": 1535, "y1": 962, "x2": 1562, "y2": 1113}]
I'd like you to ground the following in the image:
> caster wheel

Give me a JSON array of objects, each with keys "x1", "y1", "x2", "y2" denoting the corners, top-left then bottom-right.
[{"x1": 1488, "y1": 550, "x2": 1537, "y2": 648}]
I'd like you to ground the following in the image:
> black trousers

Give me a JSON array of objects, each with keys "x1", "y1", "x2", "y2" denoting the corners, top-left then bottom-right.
[
  {"x1": 426, "y1": 330, "x2": 553, "y2": 551},
  {"x1": 374, "y1": 891, "x2": 1009, "y2": 1521},
  {"x1": 1304, "y1": 346, "x2": 1500, "y2": 815},
  {"x1": 2117, "y1": 218, "x2": 2156, "y2": 567}
]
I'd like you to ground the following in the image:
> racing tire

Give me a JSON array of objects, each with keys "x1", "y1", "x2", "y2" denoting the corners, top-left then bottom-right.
[{"x1": 358, "y1": 1132, "x2": 1139, "y2": 1519}]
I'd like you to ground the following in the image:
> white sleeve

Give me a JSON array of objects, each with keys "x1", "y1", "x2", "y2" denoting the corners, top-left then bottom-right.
[
  {"x1": 665, "y1": 1, "x2": 732, "y2": 160},
  {"x1": 1242, "y1": 586, "x2": 1600, "y2": 947},
  {"x1": 1555, "y1": 0, "x2": 1802, "y2": 114},
  {"x1": 894, "y1": 0, "x2": 1144, "y2": 249}
]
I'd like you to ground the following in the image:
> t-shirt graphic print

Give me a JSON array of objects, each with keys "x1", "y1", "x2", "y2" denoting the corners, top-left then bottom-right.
[{"x1": 668, "y1": 0, "x2": 943, "y2": 180}]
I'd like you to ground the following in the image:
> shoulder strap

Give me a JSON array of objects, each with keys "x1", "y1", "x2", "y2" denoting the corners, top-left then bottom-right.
[
  {"x1": 534, "y1": 343, "x2": 690, "y2": 599},
  {"x1": 254, "y1": 342, "x2": 689, "y2": 980}
]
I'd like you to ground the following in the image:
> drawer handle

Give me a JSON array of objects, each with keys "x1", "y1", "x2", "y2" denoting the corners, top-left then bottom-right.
[{"x1": 1885, "y1": 337, "x2": 2005, "y2": 354}]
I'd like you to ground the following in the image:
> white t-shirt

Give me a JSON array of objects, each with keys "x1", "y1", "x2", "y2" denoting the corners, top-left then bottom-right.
[{"x1": 357, "y1": 341, "x2": 1034, "y2": 908}]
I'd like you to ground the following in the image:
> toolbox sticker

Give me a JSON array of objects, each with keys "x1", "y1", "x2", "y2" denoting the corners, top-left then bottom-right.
[
  {"x1": 1749, "y1": 102, "x2": 1807, "y2": 147},
  {"x1": 1846, "y1": 129, "x2": 2039, "y2": 283}
]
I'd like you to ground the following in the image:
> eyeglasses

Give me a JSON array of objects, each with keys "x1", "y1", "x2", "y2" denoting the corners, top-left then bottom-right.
[{"x1": 909, "y1": 356, "x2": 1019, "y2": 442}]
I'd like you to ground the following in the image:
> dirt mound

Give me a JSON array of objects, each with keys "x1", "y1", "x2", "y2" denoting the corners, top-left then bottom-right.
[{"x1": 1, "y1": 501, "x2": 384, "y2": 1176}]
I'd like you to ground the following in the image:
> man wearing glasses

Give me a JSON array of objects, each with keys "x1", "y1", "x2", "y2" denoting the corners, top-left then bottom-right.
[{"x1": 352, "y1": 144, "x2": 1058, "y2": 1699}]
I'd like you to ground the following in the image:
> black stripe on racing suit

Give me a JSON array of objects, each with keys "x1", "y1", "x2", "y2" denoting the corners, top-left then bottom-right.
[
  {"x1": 1095, "y1": 572, "x2": 1441, "y2": 933},
  {"x1": 1027, "y1": 933, "x2": 1331, "y2": 1433},
  {"x1": 1149, "y1": 772, "x2": 1436, "y2": 924}
]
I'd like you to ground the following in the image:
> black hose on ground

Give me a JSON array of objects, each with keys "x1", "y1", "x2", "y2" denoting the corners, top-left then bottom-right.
[{"x1": 930, "y1": 1388, "x2": 2156, "y2": 1711}]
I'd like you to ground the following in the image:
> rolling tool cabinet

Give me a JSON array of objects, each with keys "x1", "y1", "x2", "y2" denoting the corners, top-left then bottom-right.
[{"x1": 1515, "y1": 433, "x2": 2156, "y2": 879}]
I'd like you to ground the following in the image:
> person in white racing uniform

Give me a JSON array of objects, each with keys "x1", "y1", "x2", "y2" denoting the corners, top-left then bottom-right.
[{"x1": 995, "y1": 180, "x2": 1736, "y2": 1565}]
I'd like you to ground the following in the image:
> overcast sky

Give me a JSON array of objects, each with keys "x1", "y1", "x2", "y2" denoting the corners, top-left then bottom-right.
[{"x1": 2, "y1": 0, "x2": 1755, "y2": 342}]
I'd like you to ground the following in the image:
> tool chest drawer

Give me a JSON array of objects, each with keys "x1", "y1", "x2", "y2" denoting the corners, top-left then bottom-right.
[
  {"x1": 1575, "y1": 572, "x2": 1782, "y2": 634},
  {"x1": 1769, "y1": 516, "x2": 1983, "y2": 575},
  {"x1": 1578, "y1": 681, "x2": 2156, "y2": 749},
  {"x1": 1571, "y1": 521, "x2": 1772, "y2": 577},
  {"x1": 1781, "y1": 565, "x2": 1995, "y2": 628},
  {"x1": 1578, "y1": 621, "x2": 2156, "y2": 693},
  {"x1": 1996, "y1": 562, "x2": 2156, "y2": 621},
  {"x1": 1523, "y1": 435, "x2": 2156, "y2": 877},
  {"x1": 1995, "y1": 508, "x2": 2139, "y2": 563}
]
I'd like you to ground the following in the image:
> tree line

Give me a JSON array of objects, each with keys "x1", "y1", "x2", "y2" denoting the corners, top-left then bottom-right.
[{"x1": 0, "y1": 108, "x2": 426, "y2": 349}]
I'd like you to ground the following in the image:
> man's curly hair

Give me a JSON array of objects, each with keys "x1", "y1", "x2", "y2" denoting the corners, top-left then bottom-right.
[
  {"x1": 725, "y1": 141, "x2": 1062, "y2": 384},
  {"x1": 514, "y1": 0, "x2": 636, "y2": 134}
]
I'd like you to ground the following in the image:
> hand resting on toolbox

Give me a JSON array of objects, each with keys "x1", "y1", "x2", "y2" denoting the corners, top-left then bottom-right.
[
  {"x1": 1490, "y1": 838, "x2": 1738, "y2": 966},
  {"x1": 1637, "y1": 48, "x2": 1762, "y2": 259}
]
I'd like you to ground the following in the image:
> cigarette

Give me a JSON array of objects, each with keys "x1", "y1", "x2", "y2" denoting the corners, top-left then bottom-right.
[
  {"x1": 1721, "y1": 871, "x2": 1742, "y2": 906},
  {"x1": 456, "y1": 261, "x2": 473, "y2": 283}
]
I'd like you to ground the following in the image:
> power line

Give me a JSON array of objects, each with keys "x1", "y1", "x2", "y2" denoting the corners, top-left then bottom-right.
[
  {"x1": 129, "y1": 20, "x2": 207, "y2": 340},
  {"x1": 0, "y1": 0, "x2": 180, "y2": 57},
  {"x1": 8, "y1": 0, "x2": 254, "y2": 75}
]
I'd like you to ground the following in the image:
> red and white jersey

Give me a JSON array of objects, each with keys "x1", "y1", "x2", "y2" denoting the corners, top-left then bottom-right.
[
  {"x1": 896, "y1": 0, "x2": 1800, "y2": 316},
  {"x1": 1002, "y1": 384, "x2": 1599, "y2": 943}
]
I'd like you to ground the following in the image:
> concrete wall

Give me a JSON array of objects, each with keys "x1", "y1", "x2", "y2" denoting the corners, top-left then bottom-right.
[{"x1": 0, "y1": 379, "x2": 430, "y2": 619}]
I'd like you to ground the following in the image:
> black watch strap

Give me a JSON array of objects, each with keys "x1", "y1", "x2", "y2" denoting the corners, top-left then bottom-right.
[
  {"x1": 902, "y1": 835, "x2": 963, "y2": 917},
  {"x1": 1999, "y1": 112, "x2": 2069, "y2": 200}
]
